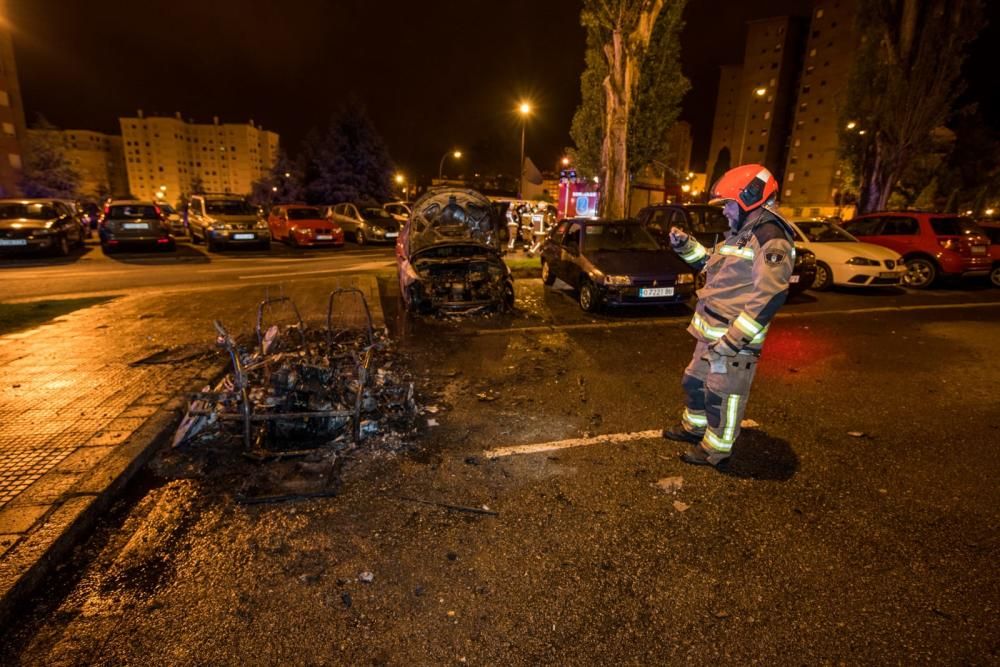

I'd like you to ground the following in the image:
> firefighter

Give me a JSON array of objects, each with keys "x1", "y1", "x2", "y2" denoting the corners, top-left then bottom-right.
[{"x1": 662, "y1": 164, "x2": 796, "y2": 468}]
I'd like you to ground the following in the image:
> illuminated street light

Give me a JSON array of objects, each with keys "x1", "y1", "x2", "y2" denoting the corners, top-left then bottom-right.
[
  {"x1": 562, "y1": 157, "x2": 571, "y2": 167},
  {"x1": 858, "y1": 130, "x2": 867, "y2": 135},
  {"x1": 395, "y1": 174, "x2": 405, "y2": 185},
  {"x1": 754, "y1": 87, "x2": 767, "y2": 97},
  {"x1": 846, "y1": 121, "x2": 857, "y2": 130},
  {"x1": 438, "y1": 149, "x2": 463, "y2": 179},
  {"x1": 517, "y1": 101, "x2": 533, "y2": 198},
  {"x1": 687, "y1": 171, "x2": 694, "y2": 179},
  {"x1": 681, "y1": 184, "x2": 691, "y2": 193},
  {"x1": 271, "y1": 186, "x2": 278, "y2": 192},
  {"x1": 519, "y1": 102, "x2": 532, "y2": 116},
  {"x1": 593, "y1": 176, "x2": 600, "y2": 184},
  {"x1": 985, "y1": 208, "x2": 996, "y2": 216},
  {"x1": 284, "y1": 172, "x2": 291, "y2": 178}
]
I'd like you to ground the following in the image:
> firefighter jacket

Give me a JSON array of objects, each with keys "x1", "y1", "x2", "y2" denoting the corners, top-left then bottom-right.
[{"x1": 673, "y1": 207, "x2": 796, "y2": 353}]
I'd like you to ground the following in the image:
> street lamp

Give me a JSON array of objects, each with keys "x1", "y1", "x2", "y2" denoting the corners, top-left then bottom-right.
[
  {"x1": 438, "y1": 150, "x2": 462, "y2": 179},
  {"x1": 561, "y1": 157, "x2": 571, "y2": 167},
  {"x1": 846, "y1": 121, "x2": 857, "y2": 130},
  {"x1": 517, "y1": 101, "x2": 533, "y2": 198},
  {"x1": 738, "y1": 87, "x2": 768, "y2": 164}
]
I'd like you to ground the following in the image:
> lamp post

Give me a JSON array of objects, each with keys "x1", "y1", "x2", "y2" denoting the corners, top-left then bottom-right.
[
  {"x1": 438, "y1": 150, "x2": 462, "y2": 180},
  {"x1": 738, "y1": 87, "x2": 768, "y2": 165},
  {"x1": 517, "y1": 101, "x2": 532, "y2": 198},
  {"x1": 395, "y1": 173, "x2": 406, "y2": 200}
]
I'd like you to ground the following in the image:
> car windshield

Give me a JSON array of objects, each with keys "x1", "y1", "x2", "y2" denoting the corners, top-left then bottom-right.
[
  {"x1": 287, "y1": 207, "x2": 322, "y2": 220},
  {"x1": 158, "y1": 204, "x2": 176, "y2": 214},
  {"x1": 360, "y1": 207, "x2": 390, "y2": 220},
  {"x1": 583, "y1": 224, "x2": 660, "y2": 251},
  {"x1": 205, "y1": 199, "x2": 255, "y2": 216},
  {"x1": 109, "y1": 204, "x2": 160, "y2": 219},
  {"x1": 796, "y1": 221, "x2": 857, "y2": 242},
  {"x1": 930, "y1": 217, "x2": 981, "y2": 236},
  {"x1": 0, "y1": 203, "x2": 57, "y2": 220},
  {"x1": 691, "y1": 207, "x2": 729, "y2": 234}
]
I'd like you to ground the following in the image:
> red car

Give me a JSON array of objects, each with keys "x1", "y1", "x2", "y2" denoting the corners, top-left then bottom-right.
[
  {"x1": 977, "y1": 221, "x2": 1000, "y2": 287},
  {"x1": 268, "y1": 204, "x2": 344, "y2": 247},
  {"x1": 842, "y1": 212, "x2": 991, "y2": 288}
]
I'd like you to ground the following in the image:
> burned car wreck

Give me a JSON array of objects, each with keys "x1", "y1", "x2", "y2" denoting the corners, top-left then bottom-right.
[{"x1": 396, "y1": 188, "x2": 514, "y2": 314}]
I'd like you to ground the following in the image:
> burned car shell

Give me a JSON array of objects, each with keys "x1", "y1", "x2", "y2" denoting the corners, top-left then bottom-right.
[{"x1": 396, "y1": 188, "x2": 514, "y2": 314}]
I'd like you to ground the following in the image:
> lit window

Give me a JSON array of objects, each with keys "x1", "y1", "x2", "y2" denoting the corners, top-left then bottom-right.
[
  {"x1": 788, "y1": 172, "x2": 796, "y2": 182},
  {"x1": 0, "y1": 91, "x2": 8, "y2": 107},
  {"x1": 1, "y1": 122, "x2": 13, "y2": 136},
  {"x1": 8, "y1": 153, "x2": 21, "y2": 168},
  {"x1": 816, "y1": 8, "x2": 824, "y2": 18}
]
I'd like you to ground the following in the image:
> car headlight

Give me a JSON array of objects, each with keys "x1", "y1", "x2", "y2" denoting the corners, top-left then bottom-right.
[
  {"x1": 603, "y1": 275, "x2": 631, "y2": 286},
  {"x1": 372, "y1": 227, "x2": 386, "y2": 236},
  {"x1": 211, "y1": 223, "x2": 228, "y2": 231},
  {"x1": 846, "y1": 257, "x2": 879, "y2": 266},
  {"x1": 676, "y1": 273, "x2": 694, "y2": 284},
  {"x1": 256, "y1": 219, "x2": 268, "y2": 229}
]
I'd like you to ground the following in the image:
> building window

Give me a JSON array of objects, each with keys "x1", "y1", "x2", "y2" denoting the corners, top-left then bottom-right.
[
  {"x1": 0, "y1": 91, "x2": 9, "y2": 107},
  {"x1": 8, "y1": 153, "x2": 21, "y2": 169},
  {"x1": 1, "y1": 122, "x2": 13, "y2": 136},
  {"x1": 788, "y1": 172, "x2": 796, "y2": 182},
  {"x1": 810, "y1": 48, "x2": 817, "y2": 57},
  {"x1": 816, "y1": 8, "x2": 824, "y2": 18},
  {"x1": 758, "y1": 144, "x2": 765, "y2": 152}
]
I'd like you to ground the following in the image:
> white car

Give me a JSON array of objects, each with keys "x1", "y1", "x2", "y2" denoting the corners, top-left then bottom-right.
[{"x1": 789, "y1": 220, "x2": 906, "y2": 290}]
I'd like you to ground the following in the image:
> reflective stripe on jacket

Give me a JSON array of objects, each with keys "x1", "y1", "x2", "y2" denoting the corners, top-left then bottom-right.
[{"x1": 673, "y1": 207, "x2": 795, "y2": 352}]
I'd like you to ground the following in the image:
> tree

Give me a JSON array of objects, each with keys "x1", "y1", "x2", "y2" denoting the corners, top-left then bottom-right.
[
  {"x1": 19, "y1": 117, "x2": 80, "y2": 198},
  {"x1": 571, "y1": 0, "x2": 688, "y2": 218},
  {"x1": 841, "y1": 0, "x2": 984, "y2": 213},
  {"x1": 250, "y1": 150, "x2": 303, "y2": 208},
  {"x1": 300, "y1": 100, "x2": 394, "y2": 205}
]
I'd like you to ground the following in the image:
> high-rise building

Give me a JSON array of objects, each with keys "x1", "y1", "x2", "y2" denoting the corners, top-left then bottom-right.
[
  {"x1": 782, "y1": 0, "x2": 859, "y2": 217},
  {"x1": 0, "y1": 0, "x2": 26, "y2": 197},
  {"x1": 666, "y1": 120, "x2": 693, "y2": 177},
  {"x1": 707, "y1": 17, "x2": 806, "y2": 187},
  {"x1": 26, "y1": 128, "x2": 128, "y2": 198},
  {"x1": 119, "y1": 112, "x2": 279, "y2": 203}
]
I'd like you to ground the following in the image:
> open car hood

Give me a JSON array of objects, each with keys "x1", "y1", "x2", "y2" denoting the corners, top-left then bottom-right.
[{"x1": 406, "y1": 188, "x2": 500, "y2": 256}]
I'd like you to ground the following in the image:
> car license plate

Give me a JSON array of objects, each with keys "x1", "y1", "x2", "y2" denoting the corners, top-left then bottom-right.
[
  {"x1": 386, "y1": 232, "x2": 399, "y2": 238},
  {"x1": 789, "y1": 275, "x2": 800, "y2": 283},
  {"x1": 316, "y1": 234, "x2": 332, "y2": 240},
  {"x1": 233, "y1": 233, "x2": 255, "y2": 240},
  {"x1": 971, "y1": 245, "x2": 986, "y2": 255},
  {"x1": 0, "y1": 239, "x2": 27, "y2": 246},
  {"x1": 879, "y1": 271, "x2": 900, "y2": 279},
  {"x1": 639, "y1": 287, "x2": 674, "y2": 298},
  {"x1": 123, "y1": 222, "x2": 148, "y2": 230}
]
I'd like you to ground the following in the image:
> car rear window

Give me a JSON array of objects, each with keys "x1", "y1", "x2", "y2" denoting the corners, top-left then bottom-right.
[
  {"x1": 109, "y1": 205, "x2": 160, "y2": 219},
  {"x1": 287, "y1": 207, "x2": 323, "y2": 220},
  {"x1": 930, "y1": 217, "x2": 980, "y2": 236}
]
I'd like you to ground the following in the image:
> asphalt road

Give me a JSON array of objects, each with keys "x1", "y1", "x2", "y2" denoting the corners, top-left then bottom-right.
[
  {"x1": 0, "y1": 239, "x2": 397, "y2": 301},
  {"x1": 1, "y1": 267, "x2": 999, "y2": 664}
]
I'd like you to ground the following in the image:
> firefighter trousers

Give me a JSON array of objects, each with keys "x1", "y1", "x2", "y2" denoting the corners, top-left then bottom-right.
[{"x1": 679, "y1": 340, "x2": 758, "y2": 457}]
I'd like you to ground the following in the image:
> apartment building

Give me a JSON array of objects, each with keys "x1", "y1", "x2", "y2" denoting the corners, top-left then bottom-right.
[
  {"x1": 665, "y1": 120, "x2": 693, "y2": 177},
  {"x1": 0, "y1": 0, "x2": 26, "y2": 196},
  {"x1": 119, "y1": 112, "x2": 279, "y2": 203},
  {"x1": 707, "y1": 17, "x2": 806, "y2": 187},
  {"x1": 782, "y1": 0, "x2": 859, "y2": 217},
  {"x1": 26, "y1": 128, "x2": 128, "y2": 198}
]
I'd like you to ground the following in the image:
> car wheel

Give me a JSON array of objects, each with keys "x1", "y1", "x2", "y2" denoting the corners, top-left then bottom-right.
[
  {"x1": 903, "y1": 257, "x2": 936, "y2": 289},
  {"x1": 501, "y1": 281, "x2": 515, "y2": 311},
  {"x1": 356, "y1": 229, "x2": 366, "y2": 246},
  {"x1": 190, "y1": 229, "x2": 201, "y2": 244},
  {"x1": 812, "y1": 262, "x2": 833, "y2": 291},
  {"x1": 579, "y1": 279, "x2": 602, "y2": 313},
  {"x1": 207, "y1": 237, "x2": 220, "y2": 252},
  {"x1": 541, "y1": 259, "x2": 556, "y2": 286},
  {"x1": 991, "y1": 264, "x2": 1000, "y2": 288},
  {"x1": 53, "y1": 234, "x2": 70, "y2": 257}
]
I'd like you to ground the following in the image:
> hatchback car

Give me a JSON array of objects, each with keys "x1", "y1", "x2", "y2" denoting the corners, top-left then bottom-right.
[
  {"x1": 788, "y1": 220, "x2": 905, "y2": 290},
  {"x1": 842, "y1": 212, "x2": 990, "y2": 288},
  {"x1": 977, "y1": 221, "x2": 1000, "y2": 287},
  {"x1": 540, "y1": 219, "x2": 695, "y2": 312},
  {"x1": 328, "y1": 203, "x2": 399, "y2": 245},
  {"x1": 268, "y1": 204, "x2": 345, "y2": 247},
  {"x1": 0, "y1": 199, "x2": 87, "y2": 256},
  {"x1": 98, "y1": 200, "x2": 175, "y2": 253},
  {"x1": 637, "y1": 202, "x2": 815, "y2": 295}
]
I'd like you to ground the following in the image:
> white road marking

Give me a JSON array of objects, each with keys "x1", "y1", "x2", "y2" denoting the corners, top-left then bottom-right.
[
  {"x1": 237, "y1": 262, "x2": 393, "y2": 280},
  {"x1": 484, "y1": 429, "x2": 662, "y2": 459}
]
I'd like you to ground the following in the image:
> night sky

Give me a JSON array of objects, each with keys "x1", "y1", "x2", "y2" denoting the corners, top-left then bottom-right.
[{"x1": 8, "y1": 0, "x2": 999, "y2": 178}]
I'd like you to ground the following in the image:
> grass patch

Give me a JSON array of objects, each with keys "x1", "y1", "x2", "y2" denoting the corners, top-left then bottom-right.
[{"x1": 0, "y1": 297, "x2": 117, "y2": 335}]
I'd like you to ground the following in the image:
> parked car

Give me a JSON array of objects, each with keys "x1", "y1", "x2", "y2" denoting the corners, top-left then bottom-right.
[
  {"x1": 0, "y1": 199, "x2": 87, "y2": 256},
  {"x1": 841, "y1": 212, "x2": 991, "y2": 288},
  {"x1": 157, "y1": 203, "x2": 185, "y2": 235},
  {"x1": 636, "y1": 202, "x2": 815, "y2": 295},
  {"x1": 188, "y1": 194, "x2": 271, "y2": 251},
  {"x1": 98, "y1": 200, "x2": 175, "y2": 253},
  {"x1": 328, "y1": 202, "x2": 399, "y2": 245},
  {"x1": 977, "y1": 221, "x2": 1000, "y2": 287},
  {"x1": 268, "y1": 204, "x2": 345, "y2": 247},
  {"x1": 396, "y1": 188, "x2": 513, "y2": 314},
  {"x1": 383, "y1": 201, "x2": 411, "y2": 222},
  {"x1": 54, "y1": 199, "x2": 91, "y2": 240},
  {"x1": 540, "y1": 218, "x2": 695, "y2": 312},
  {"x1": 788, "y1": 219, "x2": 905, "y2": 290}
]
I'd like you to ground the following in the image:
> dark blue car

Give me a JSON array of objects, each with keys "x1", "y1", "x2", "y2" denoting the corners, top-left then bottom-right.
[{"x1": 539, "y1": 219, "x2": 695, "y2": 312}]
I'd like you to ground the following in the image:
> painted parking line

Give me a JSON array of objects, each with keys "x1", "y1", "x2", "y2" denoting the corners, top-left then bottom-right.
[
  {"x1": 484, "y1": 429, "x2": 662, "y2": 459},
  {"x1": 237, "y1": 262, "x2": 394, "y2": 280},
  {"x1": 473, "y1": 300, "x2": 1000, "y2": 336}
]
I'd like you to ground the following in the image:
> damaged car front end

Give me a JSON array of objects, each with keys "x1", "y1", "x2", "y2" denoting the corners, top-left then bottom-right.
[{"x1": 397, "y1": 188, "x2": 514, "y2": 314}]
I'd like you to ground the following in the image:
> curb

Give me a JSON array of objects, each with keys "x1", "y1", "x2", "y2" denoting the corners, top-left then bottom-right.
[{"x1": 0, "y1": 361, "x2": 228, "y2": 630}]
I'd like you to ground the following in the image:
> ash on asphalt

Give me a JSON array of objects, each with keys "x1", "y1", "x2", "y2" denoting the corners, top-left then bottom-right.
[{"x1": 2, "y1": 282, "x2": 999, "y2": 664}]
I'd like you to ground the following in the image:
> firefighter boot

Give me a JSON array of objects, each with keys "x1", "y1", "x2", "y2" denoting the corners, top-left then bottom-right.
[
  {"x1": 662, "y1": 427, "x2": 701, "y2": 444},
  {"x1": 680, "y1": 444, "x2": 730, "y2": 468}
]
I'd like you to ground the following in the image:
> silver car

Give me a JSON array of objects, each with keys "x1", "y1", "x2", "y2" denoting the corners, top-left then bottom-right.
[
  {"x1": 188, "y1": 194, "x2": 271, "y2": 251},
  {"x1": 327, "y1": 202, "x2": 399, "y2": 245},
  {"x1": 98, "y1": 200, "x2": 175, "y2": 252}
]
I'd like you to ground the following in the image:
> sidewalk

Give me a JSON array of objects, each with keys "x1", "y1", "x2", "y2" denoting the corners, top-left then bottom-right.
[{"x1": 0, "y1": 274, "x2": 383, "y2": 624}]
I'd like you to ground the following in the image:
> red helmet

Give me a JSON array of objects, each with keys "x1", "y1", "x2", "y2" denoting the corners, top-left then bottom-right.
[{"x1": 709, "y1": 164, "x2": 779, "y2": 212}]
